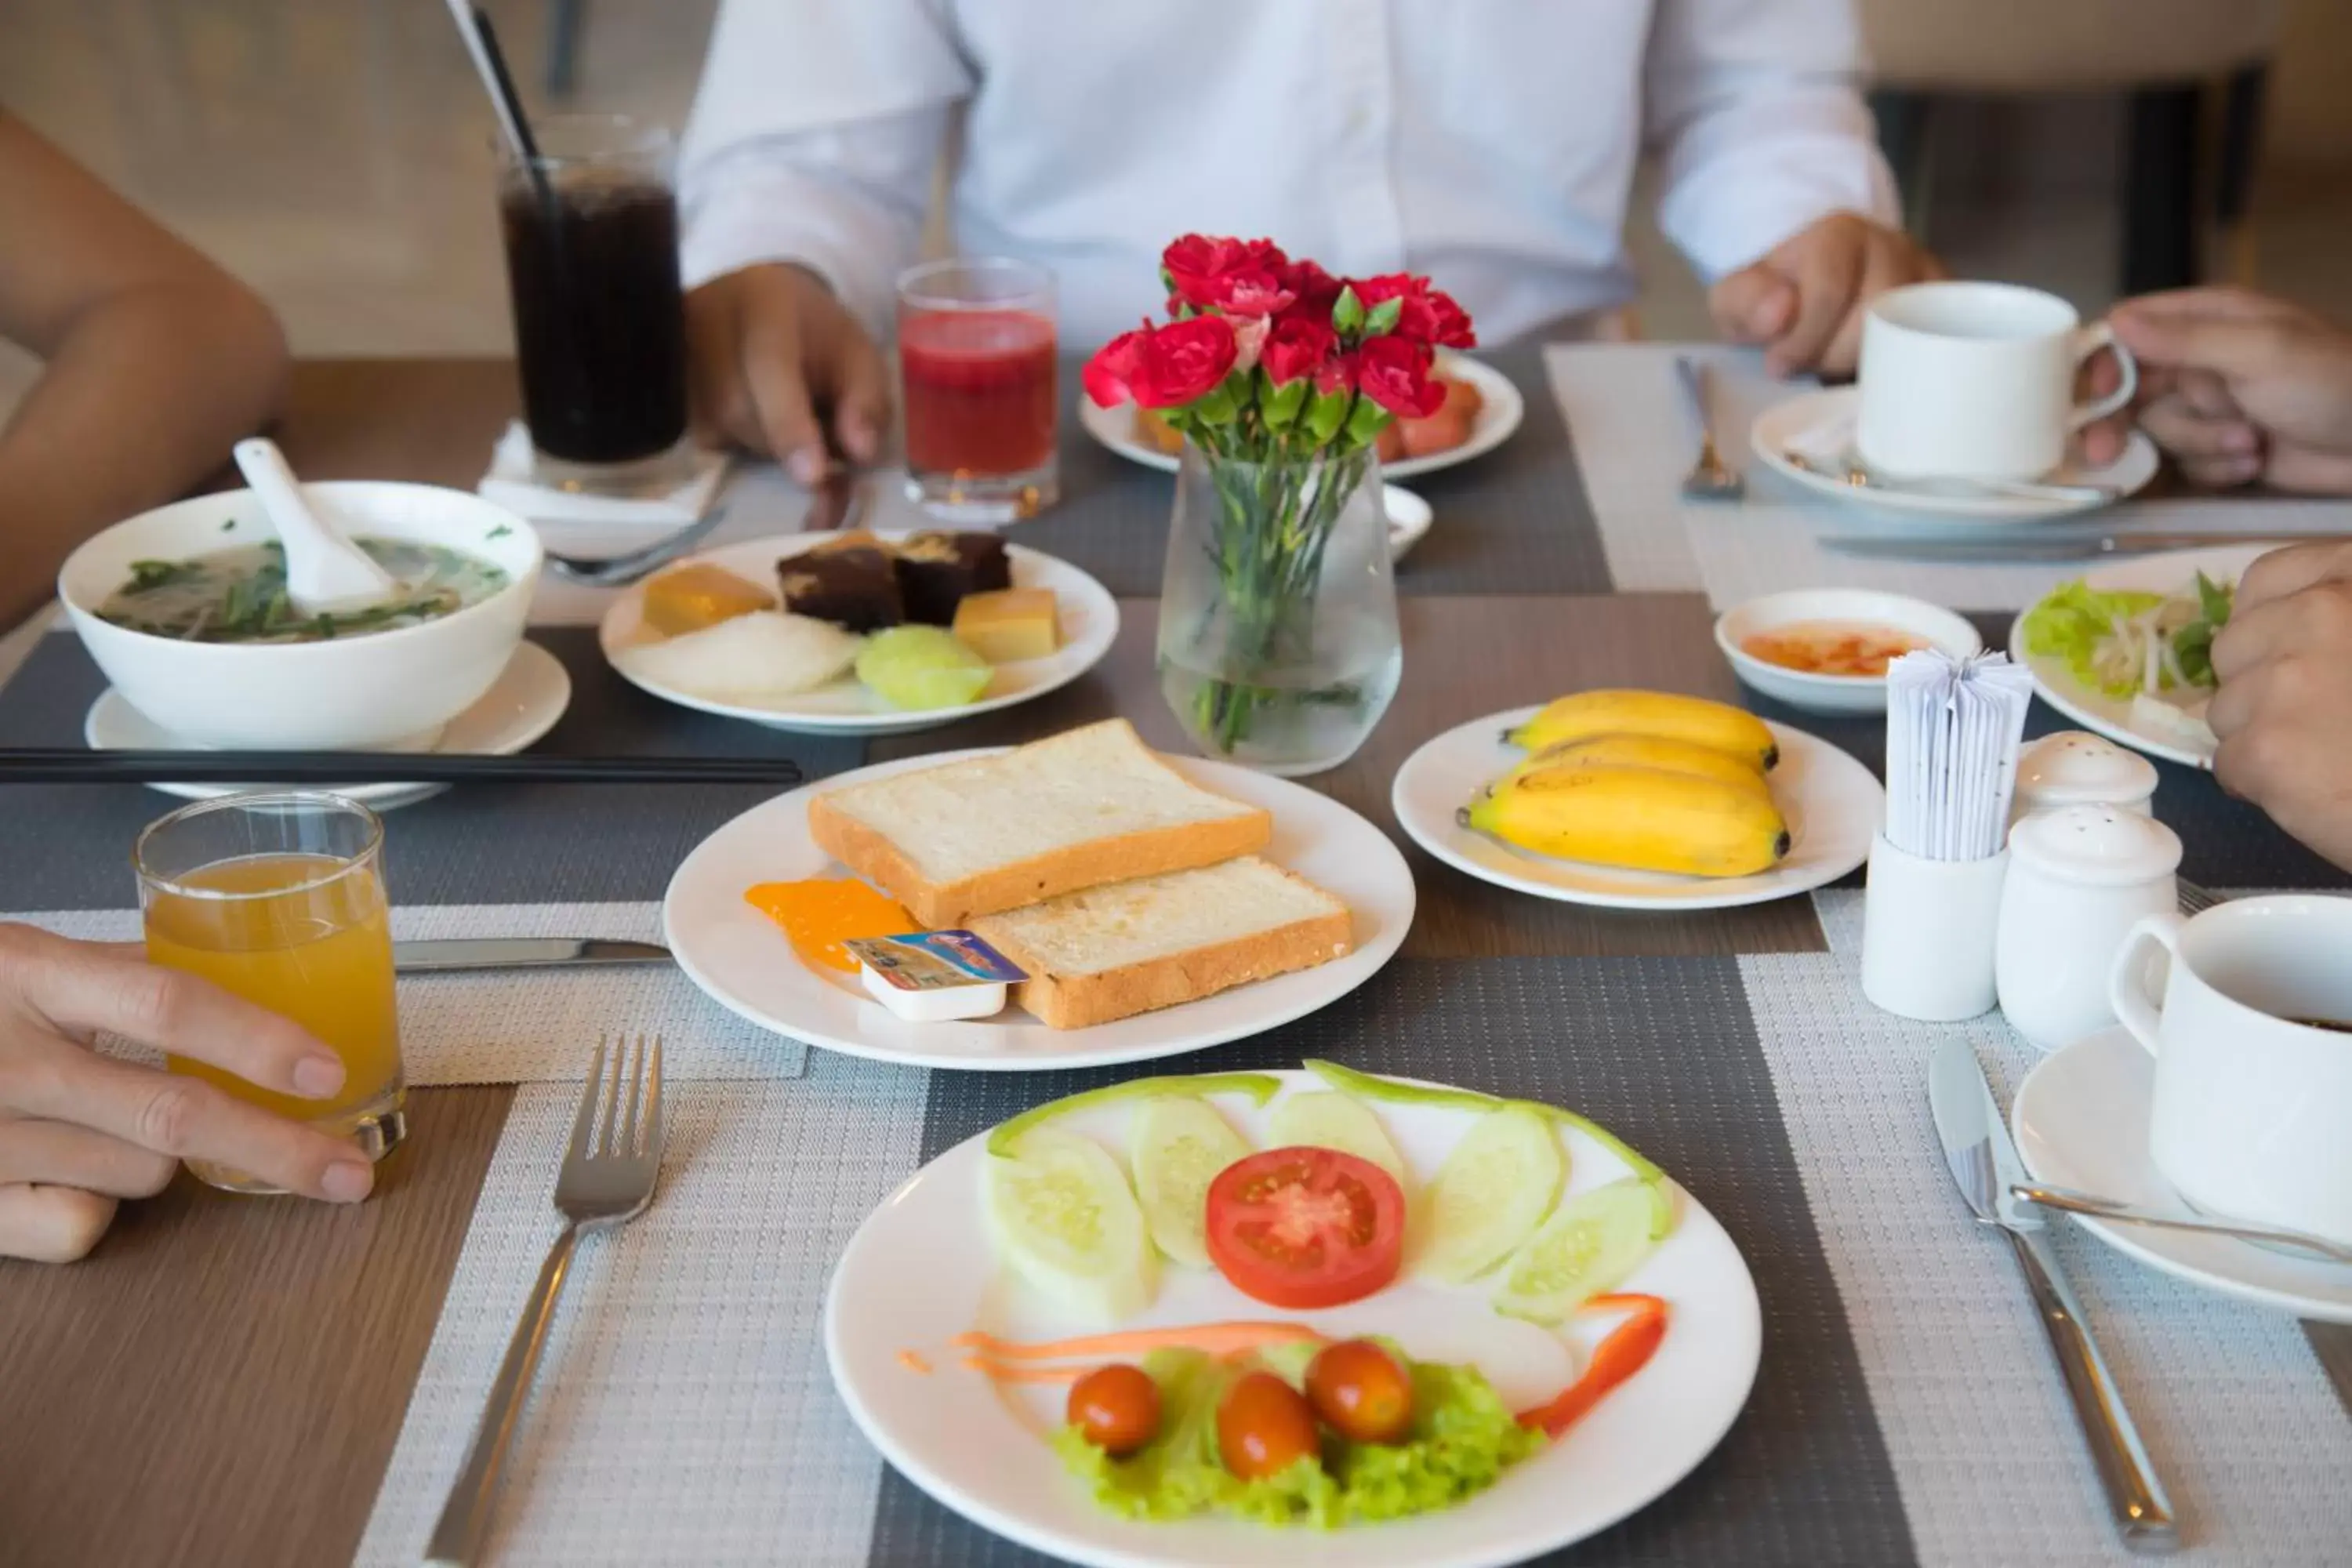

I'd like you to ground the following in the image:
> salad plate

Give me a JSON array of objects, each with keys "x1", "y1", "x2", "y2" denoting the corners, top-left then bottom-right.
[
  {"x1": 1751, "y1": 387, "x2": 2160, "y2": 524},
  {"x1": 2014, "y1": 1027, "x2": 2352, "y2": 1323},
  {"x1": 1078, "y1": 353, "x2": 1524, "y2": 484},
  {"x1": 599, "y1": 534, "x2": 1120, "y2": 737},
  {"x1": 826, "y1": 1066, "x2": 1763, "y2": 1566},
  {"x1": 662, "y1": 752, "x2": 1414, "y2": 1072},
  {"x1": 2009, "y1": 544, "x2": 2280, "y2": 768},
  {"x1": 1392, "y1": 710, "x2": 1882, "y2": 910}
]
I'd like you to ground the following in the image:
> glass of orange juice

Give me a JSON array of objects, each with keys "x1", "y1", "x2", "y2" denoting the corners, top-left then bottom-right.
[{"x1": 135, "y1": 792, "x2": 405, "y2": 1192}]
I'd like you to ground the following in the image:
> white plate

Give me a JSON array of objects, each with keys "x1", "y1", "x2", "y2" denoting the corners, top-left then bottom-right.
[
  {"x1": 2013, "y1": 1026, "x2": 2352, "y2": 1322},
  {"x1": 1392, "y1": 710, "x2": 1882, "y2": 911},
  {"x1": 1750, "y1": 387, "x2": 2159, "y2": 524},
  {"x1": 826, "y1": 1068, "x2": 1762, "y2": 1568},
  {"x1": 600, "y1": 534, "x2": 1120, "y2": 737},
  {"x1": 84, "y1": 640, "x2": 571, "y2": 810},
  {"x1": 2005, "y1": 543, "x2": 2283, "y2": 769},
  {"x1": 1077, "y1": 354, "x2": 1525, "y2": 483},
  {"x1": 662, "y1": 751, "x2": 1414, "y2": 1071}
]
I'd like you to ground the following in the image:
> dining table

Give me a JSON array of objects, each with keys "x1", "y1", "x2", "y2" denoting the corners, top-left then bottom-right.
[{"x1": 2, "y1": 343, "x2": 2348, "y2": 1568}]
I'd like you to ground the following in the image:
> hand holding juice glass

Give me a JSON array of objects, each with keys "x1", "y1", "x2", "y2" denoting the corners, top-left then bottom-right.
[{"x1": 136, "y1": 793, "x2": 406, "y2": 1193}]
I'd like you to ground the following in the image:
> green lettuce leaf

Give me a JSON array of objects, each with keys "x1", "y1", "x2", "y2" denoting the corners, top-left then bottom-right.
[
  {"x1": 1051, "y1": 1344, "x2": 1545, "y2": 1529},
  {"x1": 2021, "y1": 580, "x2": 2165, "y2": 699}
]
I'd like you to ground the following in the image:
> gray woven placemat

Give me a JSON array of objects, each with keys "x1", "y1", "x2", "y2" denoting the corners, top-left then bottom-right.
[
  {"x1": 1017, "y1": 343, "x2": 1610, "y2": 598},
  {"x1": 0, "y1": 628, "x2": 869, "y2": 910},
  {"x1": 866, "y1": 955, "x2": 1915, "y2": 1567}
]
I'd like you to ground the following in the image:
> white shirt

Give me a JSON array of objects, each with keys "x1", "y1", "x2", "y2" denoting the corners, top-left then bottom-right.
[{"x1": 679, "y1": 0, "x2": 1895, "y2": 347}]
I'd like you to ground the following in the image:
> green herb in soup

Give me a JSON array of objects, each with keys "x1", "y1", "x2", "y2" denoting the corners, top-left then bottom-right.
[{"x1": 99, "y1": 538, "x2": 510, "y2": 644}]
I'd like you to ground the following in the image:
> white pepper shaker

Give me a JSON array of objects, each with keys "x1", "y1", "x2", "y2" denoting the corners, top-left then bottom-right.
[
  {"x1": 2011, "y1": 730, "x2": 2159, "y2": 824},
  {"x1": 1994, "y1": 804, "x2": 2182, "y2": 1052}
]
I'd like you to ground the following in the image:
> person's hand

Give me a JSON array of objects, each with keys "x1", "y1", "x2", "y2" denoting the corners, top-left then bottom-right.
[
  {"x1": 2079, "y1": 289, "x2": 2352, "y2": 491},
  {"x1": 2208, "y1": 540, "x2": 2352, "y2": 870},
  {"x1": 1708, "y1": 212, "x2": 1945, "y2": 379},
  {"x1": 0, "y1": 924, "x2": 375, "y2": 1263},
  {"x1": 685, "y1": 263, "x2": 891, "y2": 482}
]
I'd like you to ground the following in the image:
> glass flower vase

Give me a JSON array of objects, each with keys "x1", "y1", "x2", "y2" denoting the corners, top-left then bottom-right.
[{"x1": 1156, "y1": 441, "x2": 1402, "y2": 775}]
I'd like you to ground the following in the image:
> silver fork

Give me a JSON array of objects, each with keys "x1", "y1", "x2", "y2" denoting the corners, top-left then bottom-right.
[
  {"x1": 426, "y1": 1035, "x2": 666, "y2": 1567},
  {"x1": 545, "y1": 508, "x2": 731, "y2": 587},
  {"x1": 1675, "y1": 356, "x2": 1744, "y2": 501}
]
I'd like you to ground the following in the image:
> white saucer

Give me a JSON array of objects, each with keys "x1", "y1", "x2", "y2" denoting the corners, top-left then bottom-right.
[
  {"x1": 1077, "y1": 351, "x2": 1525, "y2": 484},
  {"x1": 1390, "y1": 710, "x2": 1882, "y2": 911},
  {"x1": 85, "y1": 640, "x2": 572, "y2": 810},
  {"x1": 2013, "y1": 1025, "x2": 2352, "y2": 1322},
  {"x1": 1751, "y1": 387, "x2": 2160, "y2": 524}
]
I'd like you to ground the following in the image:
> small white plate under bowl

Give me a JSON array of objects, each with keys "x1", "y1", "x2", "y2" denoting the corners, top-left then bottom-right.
[
  {"x1": 826, "y1": 1067, "x2": 1762, "y2": 1568},
  {"x1": 600, "y1": 533, "x2": 1120, "y2": 737},
  {"x1": 1392, "y1": 710, "x2": 1882, "y2": 911},
  {"x1": 1077, "y1": 352, "x2": 1525, "y2": 484},
  {"x1": 2006, "y1": 543, "x2": 2285, "y2": 769},
  {"x1": 2013, "y1": 1025, "x2": 2352, "y2": 1323},
  {"x1": 1716, "y1": 589, "x2": 1982, "y2": 716},
  {"x1": 1750, "y1": 387, "x2": 2159, "y2": 524},
  {"x1": 85, "y1": 639, "x2": 571, "y2": 811},
  {"x1": 662, "y1": 750, "x2": 1414, "y2": 1072}
]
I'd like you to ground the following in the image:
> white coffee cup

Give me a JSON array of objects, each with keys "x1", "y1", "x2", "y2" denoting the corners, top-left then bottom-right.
[
  {"x1": 2107, "y1": 895, "x2": 2352, "y2": 1247},
  {"x1": 1857, "y1": 281, "x2": 2137, "y2": 481}
]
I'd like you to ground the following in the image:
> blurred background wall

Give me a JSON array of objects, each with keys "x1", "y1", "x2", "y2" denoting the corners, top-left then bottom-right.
[{"x1": 0, "y1": 0, "x2": 2346, "y2": 404}]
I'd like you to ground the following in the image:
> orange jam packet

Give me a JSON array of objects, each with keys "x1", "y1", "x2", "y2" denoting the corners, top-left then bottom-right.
[{"x1": 744, "y1": 878, "x2": 918, "y2": 974}]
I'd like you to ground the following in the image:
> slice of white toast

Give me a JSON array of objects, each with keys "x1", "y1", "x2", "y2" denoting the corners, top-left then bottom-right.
[
  {"x1": 808, "y1": 720, "x2": 1272, "y2": 926},
  {"x1": 971, "y1": 856, "x2": 1353, "y2": 1029}
]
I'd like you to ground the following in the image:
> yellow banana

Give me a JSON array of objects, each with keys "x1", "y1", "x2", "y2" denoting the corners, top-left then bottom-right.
[
  {"x1": 1497, "y1": 731, "x2": 1769, "y2": 797},
  {"x1": 1504, "y1": 690, "x2": 1778, "y2": 771},
  {"x1": 1461, "y1": 764, "x2": 1790, "y2": 878}
]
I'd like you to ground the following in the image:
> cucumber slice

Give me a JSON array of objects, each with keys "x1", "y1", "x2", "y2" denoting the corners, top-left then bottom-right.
[
  {"x1": 1490, "y1": 1178, "x2": 1657, "y2": 1323},
  {"x1": 1129, "y1": 1095, "x2": 1250, "y2": 1268},
  {"x1": 1412, "y1": 1103, "x2": 1564, "y2": 1283},
  {"x1": 1265, "y1": 1091, "x2": 1409, "y2": 1190},
  {"x1": 985, "y1": 1073, "x2": 1283, "y2": 1158},
  {"x1": 1305, "y1": 1058, "x2": 1500, "y2": 1116},
  {"x1": 982, "y1": 1127, "x2": 1156, "y2": 1323}
]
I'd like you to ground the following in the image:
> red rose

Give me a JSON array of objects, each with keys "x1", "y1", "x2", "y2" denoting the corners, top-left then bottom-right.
[
  {"x1": 1279, "y1": 259, "x2": 1345, "y2": 325},
  {"x1": 1356, "y1": 335, "x2": 1446, "y2": 418},
  {"x1": 1312, "y1": 350, "x2": 1357, "y2": 398},
  {"x1": 1082, "y1": 314, "x2": 1240, "y2": 410},
  {"x1": 1260, "y1": 317, "x2": 1337, "y2": 386},
  {"x1": 1163, "y1": 234, "x2": 1295, "y2": 318},
  {"x1": 1352, "y1": 273, "x2": 1477, "y2": 349}
]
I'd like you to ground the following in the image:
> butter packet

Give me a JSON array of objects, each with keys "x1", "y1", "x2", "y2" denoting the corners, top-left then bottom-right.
[{"x1": 845, "y1": 930, "x2": 1026, "y2": 1022}]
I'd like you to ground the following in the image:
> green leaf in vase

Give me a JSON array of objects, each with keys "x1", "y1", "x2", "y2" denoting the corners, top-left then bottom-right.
[
  {"x1": 1364, "y1": 296, "x2": 1403, "y2": 336},
  {"x1": 1332, "y1": 285, "x2": 1365, "y2": 336}
]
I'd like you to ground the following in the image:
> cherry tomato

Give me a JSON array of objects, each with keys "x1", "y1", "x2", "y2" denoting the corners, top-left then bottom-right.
[
  {"x1": 1065, "y1": 1363, "x2": 1161, "y2": 1457},
  {"x1": 1305, "y1": 1338, "x2": 1414, "y2": 1444},
  {"x1": 1204, "y1": 1147, "x2": 1406, "y2": 1309},
  {"x1": 1216, "y1": 1370, "x2": 1322, "y2": 1480}
]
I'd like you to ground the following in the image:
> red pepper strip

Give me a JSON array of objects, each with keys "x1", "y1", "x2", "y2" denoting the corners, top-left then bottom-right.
[{"x1": 1515, "y1": 1294, "x2": 1669, "y2": 1439}]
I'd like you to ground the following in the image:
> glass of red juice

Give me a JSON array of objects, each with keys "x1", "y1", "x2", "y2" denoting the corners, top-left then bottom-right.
[
  {"x1": 897, "y1": 259, "x2": 1058, "y2": 522},
  {"x1": 496, "y1": 115, "x2": 691, "y2": 495}
]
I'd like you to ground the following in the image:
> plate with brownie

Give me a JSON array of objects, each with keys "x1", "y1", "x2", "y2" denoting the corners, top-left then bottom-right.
[{"x1": 599, "y1": 529, "x2": 1120, "y2": 735}]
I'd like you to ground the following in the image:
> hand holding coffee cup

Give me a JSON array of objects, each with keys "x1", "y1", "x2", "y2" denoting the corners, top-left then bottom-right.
[
  {"x1": 1857, "y1": 282, "x2": 2137, "y2": 482},
  {"x1": 2107, "y1": 895, "x2": 2352, "y2": 1249}
]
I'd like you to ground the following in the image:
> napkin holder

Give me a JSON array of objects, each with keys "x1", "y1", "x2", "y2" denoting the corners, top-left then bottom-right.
[{"x1": 1860, "y1": 833, "x2": 2007, "y2": 1022}]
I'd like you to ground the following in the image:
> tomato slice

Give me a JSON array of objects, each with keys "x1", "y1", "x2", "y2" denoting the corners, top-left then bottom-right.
[{"x1": 1204, "y1": 1147, "x2": 1405, "y2": 1309}]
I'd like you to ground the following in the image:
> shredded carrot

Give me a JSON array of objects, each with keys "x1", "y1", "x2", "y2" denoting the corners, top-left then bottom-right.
[
  {"x1": 1515, "y1": 1294, "x2": 1669, "y2": 1439},
  {"x1": 897, "y1": 1349, "x2": 933, "y2": 1374},
  {"x1": 961, "y1": 1356, "x2": 1088, "y2": 1385},
  {"x1": 948, "y1": 1321, "x2": 1326, "y2": 1363}
]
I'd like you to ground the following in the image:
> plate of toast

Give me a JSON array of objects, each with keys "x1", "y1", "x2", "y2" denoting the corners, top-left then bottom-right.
[
  {"x1": 601, "y1": 532, "x2": 1120, "y2": 736},
  {"x1": 662, "y1": 720, "x2": 1415, "y2": 1070},
  {"x1": 1076, "y1": 352, "x2": 1524, "y2": 482}
]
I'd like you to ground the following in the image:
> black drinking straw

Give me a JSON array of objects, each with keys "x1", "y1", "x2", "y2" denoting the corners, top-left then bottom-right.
[{"x1": 445, "y1": 0, "x2": 554, "y2": 207}]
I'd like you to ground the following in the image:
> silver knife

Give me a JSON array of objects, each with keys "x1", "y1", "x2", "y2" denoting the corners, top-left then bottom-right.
[
  {"x1": 1822, "y1": 531, "x2": 2346, "y2": 564},
  {"x1": 1929, "y1": 1039, "x2": 2180, "y2": 1553},
  {"x1": 394, "y1": 938, "x2": 672, "y2": 974}
]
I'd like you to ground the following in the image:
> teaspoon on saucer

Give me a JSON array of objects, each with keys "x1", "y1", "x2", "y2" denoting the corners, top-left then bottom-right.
[{"x1": 2012, "y1": 1181, "x2": 2352, "y2": 1266}]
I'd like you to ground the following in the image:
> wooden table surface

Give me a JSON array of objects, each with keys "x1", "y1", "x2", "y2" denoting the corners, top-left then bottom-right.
[{"x1": 0, "y1": 360, "x2": 1827, "y2": 1568}]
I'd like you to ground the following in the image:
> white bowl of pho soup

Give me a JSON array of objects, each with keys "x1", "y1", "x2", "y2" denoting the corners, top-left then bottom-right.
[{"x1": 60, "y1": 481, "x2": 540, "y2": 750}]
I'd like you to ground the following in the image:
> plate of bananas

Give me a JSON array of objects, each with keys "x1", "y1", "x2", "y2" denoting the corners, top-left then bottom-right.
[{"x1": 1391, "y1": 691, "x2": 1883, "y2": 910}]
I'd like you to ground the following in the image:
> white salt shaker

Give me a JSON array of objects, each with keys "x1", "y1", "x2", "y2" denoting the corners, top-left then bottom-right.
[
  {"x1": 2011, "y1": 731, "x2": 2158, "y2": 824},
  {"x1": 1994, "y1": 804, "x2": 2181, "y2": 1051}
]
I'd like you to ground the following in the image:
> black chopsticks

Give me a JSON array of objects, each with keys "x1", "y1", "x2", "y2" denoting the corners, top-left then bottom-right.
[{"x1": 0, "y1": 750, "x2": 804, "y2": 788}]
